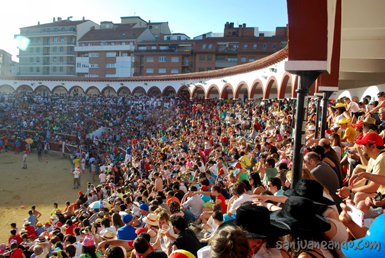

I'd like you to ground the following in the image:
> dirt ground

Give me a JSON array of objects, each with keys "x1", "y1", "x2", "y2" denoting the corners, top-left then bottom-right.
[{"x1": 0, "y1": 150, "x2": 93, "y2": 244}]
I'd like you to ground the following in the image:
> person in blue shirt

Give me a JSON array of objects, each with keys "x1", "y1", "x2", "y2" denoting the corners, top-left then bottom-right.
[
  {"x1": 28, "y1": 210, "x2": 37, "y2": 229},
  {"x1": 117, "y1": 214, "x2": 137, "y2": 241}
]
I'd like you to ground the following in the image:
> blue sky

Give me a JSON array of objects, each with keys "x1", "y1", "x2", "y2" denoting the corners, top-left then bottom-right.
[{"x1": 0, "y1": 0, "x2": 288, "y2": 61}]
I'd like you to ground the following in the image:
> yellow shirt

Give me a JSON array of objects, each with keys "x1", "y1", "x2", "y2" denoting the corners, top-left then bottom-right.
[
  {"x1": 366, "y1": 152, "x2": 385, "y2": 194},
  {"x1": 239, "y1": 155, "x2": 251, "y2": 168}
]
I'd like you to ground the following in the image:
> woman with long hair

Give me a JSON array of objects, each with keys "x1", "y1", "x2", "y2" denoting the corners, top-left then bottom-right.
[
  {"x1": 112, "y1": 213, "x2": 125, "y2": 231},
  {"x1": 249, "y1": 172, "x2": 265, "y2": 194}
]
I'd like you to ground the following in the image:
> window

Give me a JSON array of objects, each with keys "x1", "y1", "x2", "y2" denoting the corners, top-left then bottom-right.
[
  {"x1": 166, "y1": 36, "x2": 170, "y2": 40},
  {"x1": 206, "y1": 67, "x2": 212, "y2": 71},
  {"x1": 138, "y1": 46, "x2": 146, "y2": 50},
  {"x1": 158, "y1": 56, "x2": 166, "y2": 62},
  {"x1": 244, "y1": 44, "x2": 248, "y2": 49},
  {"x1": 90, "y1": 64, "x2": 99, "y2": 68},
  {"x1": 253, "y1": 44, "x2": 257, "y2": 49},
  {"x1": 199, "y1": 67, "x2": 205, "y2": 72},
  {"x1": 263, "y1": 44, "x2": 267, "y2": 49},
  {"x1": 36, "y1": 67, "x2": 40, "y2": 72},
  {"x1": 151, "y1": 46, "x2": 156, "y2": 50},
  {"x1": 60, "y1": 47, "x2": 64, "y2": 52},
  {"x1": 36, "y1": 57, "x2": 40, "y2": 62},
  {"x1": 228, "y1": 57, "x2": 237, "y2": 62},
  {"x1": 249, "y1": 56, "x2": 255, "y2": 62},
  {"x1": 36, "y1": 48, "x2": 40, "y2": 53},
  {"x1": 171, "y1": 68, "x2": 179, "y2": 74},
  {"x1": 158, "y1": 68, "x2": 166, "y2": 73},
  {"x1": 199, "y1": 55, "x2": 205, "y2": 61},
  {"x1": 89, "y1": 53, "x2": 99, "y2": 57},
  {"x1": 60, "y1": 37, "x2": 65, "y2": 42},
  {"x1": 88, "y1": 74, "x2": 98, "y2": 77},
  {"x1": 53, "y1": 37, "x2": 58, "y2": 42},
  {"x1": 216, "y1": 56, "x2": 226, "y2": 62},
  {"x1": 146, "y1": 68, "x2": 154, "y2": 74},
  {"x1": 53, "y1": 57, "x2": 57, "y2": 62},
  {"x1": 30, "y1": 48, "x2": 34, "y2": 53},
  {"x1": 106, "y1": 24, "x2": 110, "y2": 28},
  {"x1": 241, "y1": 56, "x2": 246, "y2": 62},
  {"x1": 177, "y1": 36, "x2": 181, "y2": 40},
  {"x1": 159, "y1": 46, "x2": 169, "y2": 50},
  {"x1": 202, "y1": 44, "x2": 206, "y2": 49},
  {"x1": 60, "y1": 67, "x2": 64, "y2": 72},
  {"x1": 36, "y1": 38, "x2": 41, "y2": 43},
  {"x1": 59, "y1": 57, "x2": 64, "y2": 62},
  {"x1": 171, "y1": 56, "x2": 179, "y2": 62},
  {"x1": 53, "y1": 47, "x2": 57, "y2": 52},
  {"x1": 30, "y1": 67, "x2": 33, "y2": 72},
  {"x1": 106, "y1": 63, "x2": 116, "y2": 68},
  {"x1": 146, "y1": 56, "x2": 154, "y2": 62},
  {"x1": 272, "y1": 44, "x2": 277, "y2": 49},
  {"x1": 53, "y1": 67, "x2": 57, "y2": 72},
  {"x1": 208, "y1": 44, "x2": 212, "y2": 49},
  {"x1": 30, "y1": 57, "x2": 33, "y2": 62},
  {"x1": 106, "y1": 52, "x2": 117, "y2": 57},
  {"x1": 207, "y1": 55, "x2": 212, "y2": 61}
]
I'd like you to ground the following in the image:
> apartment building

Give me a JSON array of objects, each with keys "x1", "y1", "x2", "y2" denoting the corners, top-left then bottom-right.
[
  {"x1": 134, "y1": 40, "x2": 195, "y2": 76},
  {"x1": 17, "y1": 17, "x2": 99, "y2": 76},
  {"x1": 0, "y1": 49, "x2": 18, "y2": 76},
  {"x1": 133, "y1": 22, "x2": 287, "y2": 76}
]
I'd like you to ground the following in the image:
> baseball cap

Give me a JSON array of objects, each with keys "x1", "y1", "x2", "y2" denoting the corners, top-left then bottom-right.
[{"x1": 355, "y1": 133, "x2": 383, "y2": 146}]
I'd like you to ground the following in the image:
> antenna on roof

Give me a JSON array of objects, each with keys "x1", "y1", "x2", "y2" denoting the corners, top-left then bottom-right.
[{"x1": 236, "y1": 20, "x2": 239, "y2": 26}]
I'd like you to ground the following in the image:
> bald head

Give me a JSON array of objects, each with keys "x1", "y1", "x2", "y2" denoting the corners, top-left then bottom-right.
[{"x1": 319, "y1": 138, "x2": 331, "y2": 150}]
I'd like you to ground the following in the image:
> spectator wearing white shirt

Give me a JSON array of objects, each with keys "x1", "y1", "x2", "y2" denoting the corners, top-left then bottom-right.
[{"x1": 181, "y1": 186, "x2": 204, "y2": 222}]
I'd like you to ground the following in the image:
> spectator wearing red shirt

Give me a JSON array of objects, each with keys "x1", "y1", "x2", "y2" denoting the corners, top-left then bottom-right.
[{"x1": 8, "y1": 230, "x2": 22, "y2": 245}]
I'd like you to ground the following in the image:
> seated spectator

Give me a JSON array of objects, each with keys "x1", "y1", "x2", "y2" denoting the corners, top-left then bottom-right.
[{"x1": 170, "y1": 215, "x2": 201, "y2": 257}]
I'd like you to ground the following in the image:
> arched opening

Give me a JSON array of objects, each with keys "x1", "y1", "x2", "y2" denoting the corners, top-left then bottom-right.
[
  {"x1": 132, "y1": 86, "x2": 146, "y2": 96},
  {"x1": 163, "y1": 86, "x2": 177, "y2": 97},
  {"x1": 221, "y1": 84, "x2": 234, "y2": 100},
  {"x1": 264, "y1": 76, "x2": 278, "y2": 99},
  {"x1": 117, "y1": 87, "x2": 131, "y2": 96},
  {"x1": 176, "y1": 85, "x2": 190, "y2": 98},
  {"x1": 34, "y1": 85, "x2": 51, "y2": 97},
  {"x1": 69, "y1": 86, "x2": 85, "y2": 96},
  {"x1": 52, "y1": 85, "x2": 68, "y2": 95},
  {"x1": 0, "y1": 85, "x2": 16, "y2": 93},
  {"x1": 191, "y1": 85, "x2": 205, "y2": 100},
  {"x1": 85, "y1": 86, "x2": 101, "y2": 95},
  {"x1": 249, "y1": 79, "x2": 264, "y2": 99},
  {"x1": 147, "y1": 86, "x2": 162, "y2": 97},
  {"x1": 16, "y1": 85, "x2": 34, "y2": 93},
  {"x1": 279, "y1": 73, "x2": 293, "y2": 99},
  {"x1": 234, "y1": 81, "x2": 249, "y2": 101},
  {"x1": 206, "y1": 84, "x2": 220, "y2": 99},
  {"x1": 101, "y1": 87, "x2": 117, "y2": 96}
]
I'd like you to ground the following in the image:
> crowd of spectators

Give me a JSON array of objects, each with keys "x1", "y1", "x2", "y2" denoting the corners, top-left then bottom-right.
[{"x1": 1, "y1": 90, "x2": 385, "y2": 258}]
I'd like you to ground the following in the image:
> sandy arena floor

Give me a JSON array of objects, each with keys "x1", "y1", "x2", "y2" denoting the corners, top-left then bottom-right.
[{"x1": 0, "y1": 150, "x2": 93, "y2": 243}]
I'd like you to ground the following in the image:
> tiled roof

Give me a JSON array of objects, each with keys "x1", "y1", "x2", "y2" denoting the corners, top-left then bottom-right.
[
  {"x1": 22, "y1": 20, "x2": 89, "y2": 29},
  {"x1": 78, "y1": 24, "x2": 147, "y2": 41}
]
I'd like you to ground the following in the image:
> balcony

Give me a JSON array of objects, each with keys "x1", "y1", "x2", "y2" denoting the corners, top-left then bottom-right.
[
  {"x1": 215, "y1": 61, "x2": 238, "y2": 68},
  {"x1": 134, "y1": 61, "x2": 144, "y2": 66},
  {"x1": 75, "y1": 44, "x2": 135, "y2": 52},
  {"x1": 182, "y1": 61, "x2": 192, "y2": 66},
  {"x1": 216, "y1": 46, "x2": 238, "y2": 53}
]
